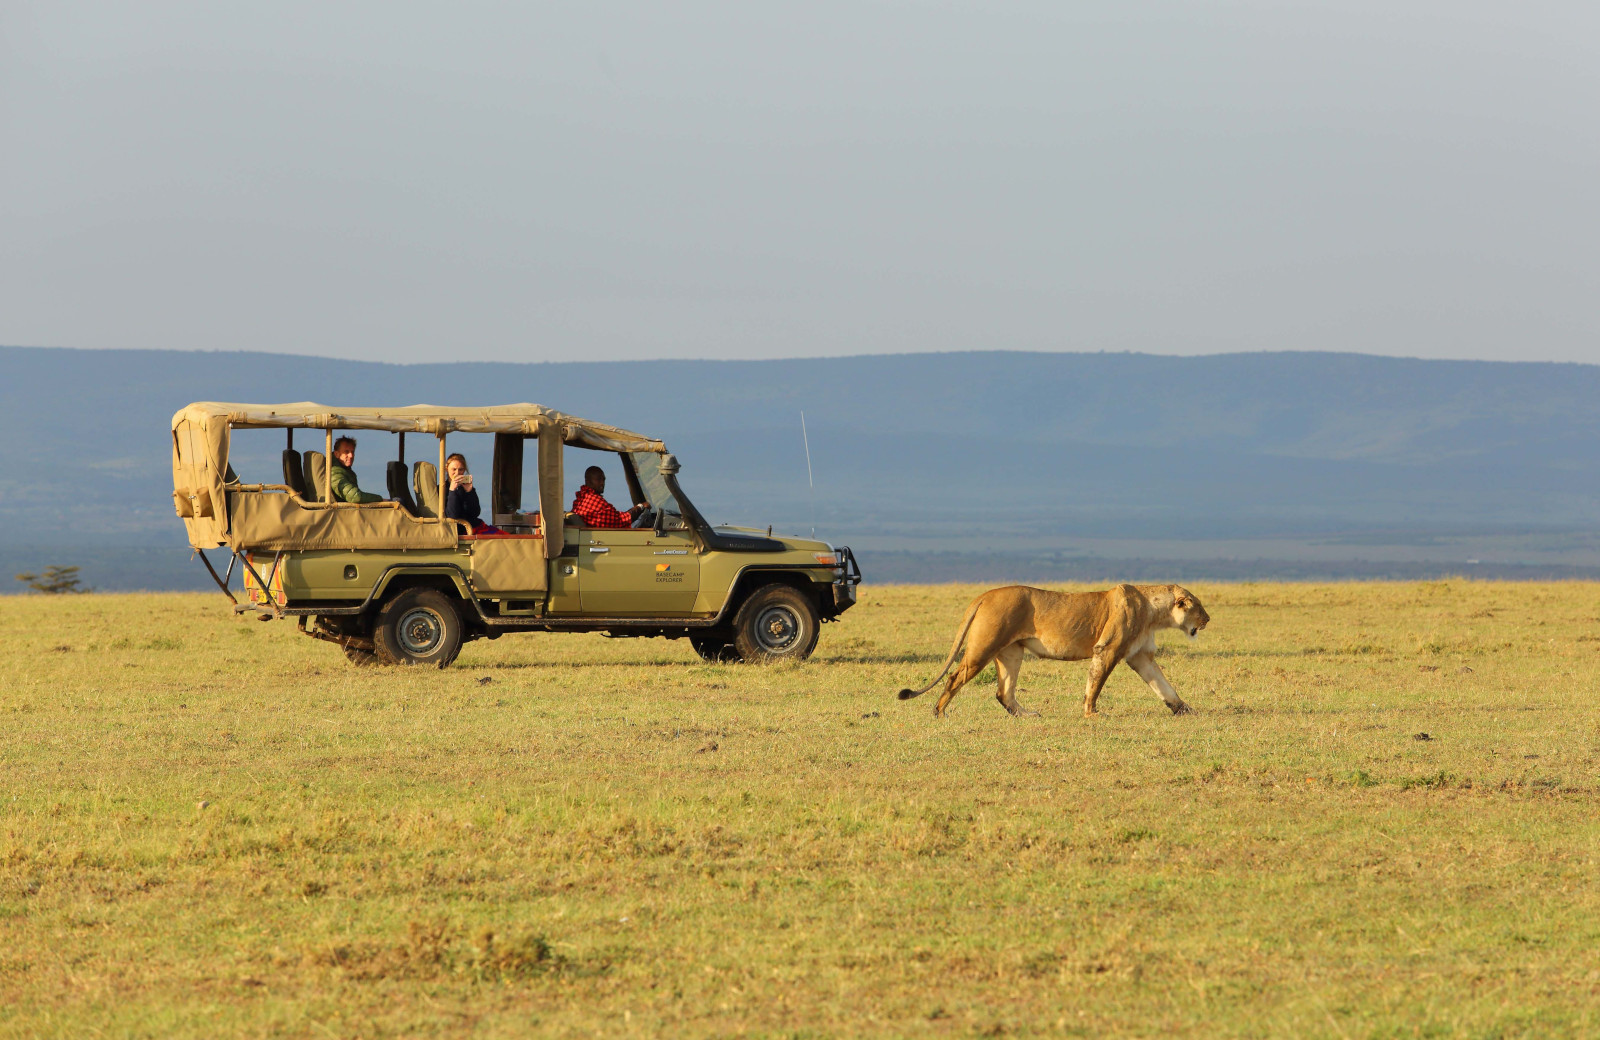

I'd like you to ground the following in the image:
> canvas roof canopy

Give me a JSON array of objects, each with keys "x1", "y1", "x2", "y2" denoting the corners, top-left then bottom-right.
[
  {"x1": 169, "y1": 402, "x2": 667, "y2": 454},
  {"x1": 170, "y1": 402, "x2": 665, "y2": 554}
]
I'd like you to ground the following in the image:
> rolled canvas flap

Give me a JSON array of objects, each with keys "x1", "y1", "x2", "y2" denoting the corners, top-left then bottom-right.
[
  {"x1": 538, "y1": 431, "x2": 563, "y2": 559},
  {"x1": 172, "y1": 420, "x2": 228, "y2": 548}
]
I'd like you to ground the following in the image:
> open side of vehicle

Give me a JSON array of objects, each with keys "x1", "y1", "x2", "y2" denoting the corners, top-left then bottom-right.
[{"x1": 172, "y1": 401, "x2": 860, "y2": 666}]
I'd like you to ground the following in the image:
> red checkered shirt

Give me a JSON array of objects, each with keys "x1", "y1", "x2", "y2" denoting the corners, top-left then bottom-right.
[{"x1": 571, "y1": 485, "x2": 634, "y2": 529}]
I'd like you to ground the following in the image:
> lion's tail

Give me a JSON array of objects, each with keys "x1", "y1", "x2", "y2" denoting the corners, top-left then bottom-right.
[{"x1": 897, "y1": 599, "x2": 982, "y2": 700}]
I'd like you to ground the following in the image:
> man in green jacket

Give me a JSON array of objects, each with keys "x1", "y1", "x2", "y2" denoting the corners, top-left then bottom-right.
[{"x1": 331, "y1": 436, "x2": 385, "y2": 504}]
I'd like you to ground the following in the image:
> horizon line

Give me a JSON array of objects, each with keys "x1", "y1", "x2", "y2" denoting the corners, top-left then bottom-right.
[{"x1": 4, "y1": 342, "x2": 1596, "y2": 370}]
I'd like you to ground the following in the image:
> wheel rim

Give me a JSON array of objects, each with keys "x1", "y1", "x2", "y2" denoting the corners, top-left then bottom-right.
[
  {"x1": 753, "y1": 604, "x2": 802, "y2": 653},
  {"x1": 397, "y1": 606, "x2": 445, "y2": 656}
]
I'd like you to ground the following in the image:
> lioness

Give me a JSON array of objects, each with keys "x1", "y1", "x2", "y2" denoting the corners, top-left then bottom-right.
[{"x1": 897, "y1": 584, "x2": 1209, "y2": 718}]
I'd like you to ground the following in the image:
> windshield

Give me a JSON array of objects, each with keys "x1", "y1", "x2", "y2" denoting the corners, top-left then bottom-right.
[{"x1": 629, "y1": 451, "x2": 684, "y2": 519}]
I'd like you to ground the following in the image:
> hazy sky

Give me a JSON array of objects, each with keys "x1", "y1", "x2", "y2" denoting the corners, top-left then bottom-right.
[{"x1": 3, "y1": 2, "x2": 1597, "y2": 365}]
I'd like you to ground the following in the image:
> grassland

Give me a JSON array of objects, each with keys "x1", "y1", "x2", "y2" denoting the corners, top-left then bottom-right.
[{"x1": 2, "y1": 582, "x2": 1598, "y2": 1038}]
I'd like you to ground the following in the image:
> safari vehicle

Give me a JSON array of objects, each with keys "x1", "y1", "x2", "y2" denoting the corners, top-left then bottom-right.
[{"x1": 171, "y1": 402, "x2": 860, "y2": 666}]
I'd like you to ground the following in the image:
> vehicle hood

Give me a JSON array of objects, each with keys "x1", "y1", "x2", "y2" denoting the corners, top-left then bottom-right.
[{"x1": 714, "y1": 526, "x2": 832, "y2": 554}]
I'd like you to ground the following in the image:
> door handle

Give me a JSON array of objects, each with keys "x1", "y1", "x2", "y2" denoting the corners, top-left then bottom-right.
[{"x1": 588, "y1": 546, "x2": 609, "y2": 554}]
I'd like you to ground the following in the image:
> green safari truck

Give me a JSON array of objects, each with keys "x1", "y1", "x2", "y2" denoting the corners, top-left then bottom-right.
[{"x1": 171, "y1": 401, "x2": 860, "y2": 666}]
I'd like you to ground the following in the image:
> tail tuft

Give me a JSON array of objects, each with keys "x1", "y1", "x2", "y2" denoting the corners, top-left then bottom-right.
[{"x1": 897, "y1": 688, "x2": 918, "y2": 700}]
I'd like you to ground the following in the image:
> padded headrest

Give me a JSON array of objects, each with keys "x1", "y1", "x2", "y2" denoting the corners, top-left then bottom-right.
[
  {"x1": 564, "y1": 510, "x2": 587, "y2": 529},
  {"x1": 302, "y1": 451, "x2": 327, "y2": 503},
  {"x1": 412, "y1": 460, "x2": 440, "y2": 518},
  {"x1": 283, "y1": 450, "x2": 308, "y2": 498},
  {"x1": 387, "y1": 460, "x2": 418, "y2": 515}
]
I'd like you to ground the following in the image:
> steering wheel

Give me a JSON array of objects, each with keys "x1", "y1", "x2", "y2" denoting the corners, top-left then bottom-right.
[{"x1": 630, "y1": 506, "x2": 657, "y2": 529}]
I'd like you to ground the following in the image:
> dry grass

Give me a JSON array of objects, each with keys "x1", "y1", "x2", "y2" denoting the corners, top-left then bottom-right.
[{"x1": 2, "y1": 581, "x2": 1599, "y2": 1038}]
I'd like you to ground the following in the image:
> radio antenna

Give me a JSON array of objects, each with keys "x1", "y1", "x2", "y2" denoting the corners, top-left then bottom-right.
[{"x1": 801, "y1": 411, "x2": 816, "y2": 538}]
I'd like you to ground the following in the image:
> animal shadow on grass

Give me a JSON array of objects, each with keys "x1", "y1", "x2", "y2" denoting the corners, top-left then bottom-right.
[
  {"x1": 823, "y1": 651, "x2": 942, "y2": 665},
  {"x1": 1203, "y1": 648, "x2": 1361, "y2": 660},
  {"x1": 296, "y1": 921, "x2": 609, "y2": 983}
]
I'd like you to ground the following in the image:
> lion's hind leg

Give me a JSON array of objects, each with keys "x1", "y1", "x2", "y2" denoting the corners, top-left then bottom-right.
[
  {"x1": 1083, "y1": 647, "x2": 1120, "y2": 718},
  {"x1": 934, "y1": 657, "x2": 980, "y2": 717},
  {"x1": 934, "y1": 642, "x2": 1002, "y2": 718},
  {"x1": 993, "y1": 644, "x2": 1038, "y2": 718},
  {"x1": 932, "y1": 598, "x2": 1027, "y2": 718}
]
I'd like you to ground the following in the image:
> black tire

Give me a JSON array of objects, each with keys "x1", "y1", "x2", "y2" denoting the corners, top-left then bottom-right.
[
  {"x1": 689, "y1": 632, "x2": 739, "y2": 662},
  {"x1": 373, "y1": 587, "x2": 464, "y2": 667},
  {"x1": 732, "y1": 585, "x2": 820, "y2": 664},
  {"x1": 343, "y1": 646, "x2": 382, "y2": 667}
]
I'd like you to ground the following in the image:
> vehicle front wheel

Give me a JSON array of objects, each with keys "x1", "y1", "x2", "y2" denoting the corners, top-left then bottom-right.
[
  {"x1": 732, "y1": 585, "x2": 820, "y2": 664},
  {"x1": 374, "y1": 587, "x2": 464, "y2": 667}
]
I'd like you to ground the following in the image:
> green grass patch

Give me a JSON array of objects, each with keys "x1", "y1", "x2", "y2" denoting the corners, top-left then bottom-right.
[{"x1": 1, "y1": 581, "x2": 1598, "y2": 1037}]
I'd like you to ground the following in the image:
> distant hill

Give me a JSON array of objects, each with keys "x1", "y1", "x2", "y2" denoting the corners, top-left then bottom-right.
[{"x1": 2, "y1": 346, "x2": 1596, "y2": 588}]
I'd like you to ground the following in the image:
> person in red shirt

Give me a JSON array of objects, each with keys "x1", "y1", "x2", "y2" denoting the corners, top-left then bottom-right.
[{"x1": 571, "y1": 465, "x2": 643, "y2": 528}]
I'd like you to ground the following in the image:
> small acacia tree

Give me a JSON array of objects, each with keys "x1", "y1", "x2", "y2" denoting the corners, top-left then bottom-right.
[{"x1": 15, "y1": 565, "x2": 90, "y2": 594}]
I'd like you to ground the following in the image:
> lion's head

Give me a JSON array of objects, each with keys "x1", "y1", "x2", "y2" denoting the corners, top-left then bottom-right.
[{"x1": 1170, "y1": 586, "x2": 1209, "y2": 638}]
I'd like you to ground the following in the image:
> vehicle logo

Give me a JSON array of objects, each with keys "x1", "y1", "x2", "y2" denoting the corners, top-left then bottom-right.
[{"x1": 656, "y1": 563, "x2": 671, "y2": 572}]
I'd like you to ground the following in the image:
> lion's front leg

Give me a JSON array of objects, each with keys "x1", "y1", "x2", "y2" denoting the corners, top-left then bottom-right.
[{"x1": 1125, "y1": 651, "x2": 1192, "y2": 715}]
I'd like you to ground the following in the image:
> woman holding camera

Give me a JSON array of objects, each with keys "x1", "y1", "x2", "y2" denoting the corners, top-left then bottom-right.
[{"x1": 444, "y1": 454, "x2": 502, "y2": 535}]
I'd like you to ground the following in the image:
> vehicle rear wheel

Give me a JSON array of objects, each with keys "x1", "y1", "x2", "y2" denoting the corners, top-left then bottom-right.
[
  {"x1": 343, "y1": 646, "x2": 382, "y2": 667},
  {"x1": 374, "y1": 587, "x2": 464, "y2": 667},
  {"x1": 732, "y1": 585, "x2": 820, "y2": 664},
  {"x1": 689, "y1": 632, "x2": 739, "y2": 662}
]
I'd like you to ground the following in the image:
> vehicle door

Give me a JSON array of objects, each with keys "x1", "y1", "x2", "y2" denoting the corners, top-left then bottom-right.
[{"x1": 576, "y1": 525, "x2": 700, "y2": 614}]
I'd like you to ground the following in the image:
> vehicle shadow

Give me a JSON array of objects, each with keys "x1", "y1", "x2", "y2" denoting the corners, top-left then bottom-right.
[{"x1": 461, "y1": 658, "x2": 709, "y2": 670}]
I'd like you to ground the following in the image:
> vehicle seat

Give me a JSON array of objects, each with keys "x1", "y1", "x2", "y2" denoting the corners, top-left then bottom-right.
[
  {"x1": 412, "y1": 461, "x2": 440, "y2": 518},
  {"x1": 564, "y1": 511, "x2": 587, "y2": 529},
  {"x1": 283, "y1": 450, "x2": 308, "y2": 498},
  {"x1": 302, "y1": 451, "x2": 327, "y2": 503},
  {"x1": 387, "y1": 461, "x2": 418, "y2": 515}
]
